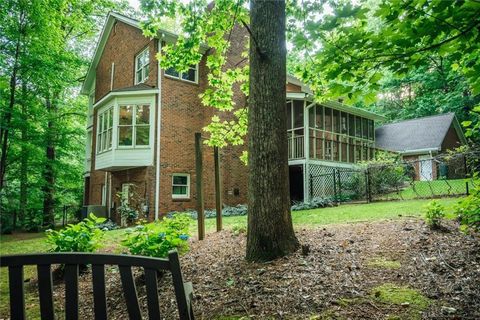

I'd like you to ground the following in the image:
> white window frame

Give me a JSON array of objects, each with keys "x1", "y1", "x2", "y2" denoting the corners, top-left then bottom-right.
[
  {"x1": 172, "y1": 174, "x2": 190, "y2": 199},
  {"x1": 164, "y1": 64, "x2": 199, "y2": 84},
  {"x1": 118, "y1": 104, "x2": 151, "y2": 148},
  {"x1": 135, "y1": 47, "x2": 150, "y2": 84},
  {"x1": 96, "y1": 107, "x2": 113, "y2": 154}
]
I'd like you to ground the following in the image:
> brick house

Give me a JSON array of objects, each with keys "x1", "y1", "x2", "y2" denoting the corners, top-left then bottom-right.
[
  {"x1": 375, "y1": 113, "x2": 467, "y2": 181},
  {"x1": 81, "y1": 12, "x2": 386, "y2": 220}
]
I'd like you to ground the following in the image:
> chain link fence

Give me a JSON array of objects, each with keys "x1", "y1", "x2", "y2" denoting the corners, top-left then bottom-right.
[{"x1": 309, "y1": 151, "x2": 479, "y2": 203}]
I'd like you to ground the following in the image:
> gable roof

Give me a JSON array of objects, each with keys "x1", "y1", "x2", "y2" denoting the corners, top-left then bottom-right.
[
  {"x1": 80, "y1": 12, "x2": 183, "y2": 95},
  {"x1": 375, "y1": 113, "x2": 466, "y2": 153}
]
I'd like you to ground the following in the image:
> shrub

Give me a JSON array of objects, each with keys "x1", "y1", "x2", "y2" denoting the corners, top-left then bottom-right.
[
  {"x1": 291, "y1": 197, "x2": 334, "y2": 211},
  {"x1": 167, "y1": 204, "x2": 248, "y2": 219},
  {"x1": 122, "y1": 213, "x2": 192, "y2": 258},
  {"x1": 455, "y1": 181, "x2": 480, "y2": 232},
  {"x1": 96, "y1": 220, "x2": 119, "y2": 231},
  {"x1": 46, "y1": 213, "x2": 106, "y2": 252},
  {"x1": 117, "y1": 204, "x2": 139, "y2": 223},
  {"x1": 232, "y1": 224, "x2": 247, "y2": 236},
  {"x1": 423, "y1": 200, "x2": 445, "y2": 228}
]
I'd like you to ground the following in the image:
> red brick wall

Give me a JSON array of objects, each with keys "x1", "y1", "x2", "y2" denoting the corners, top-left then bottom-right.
[
  {"x1": 95, "y1": 21, "x2": 158, "y2": 102},
  {"x1": 157, "y1": 23, "x2": 249, "y2": 214}
]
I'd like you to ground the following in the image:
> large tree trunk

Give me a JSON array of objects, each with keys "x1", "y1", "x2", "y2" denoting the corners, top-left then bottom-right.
[
  {"x1": 246, "y1": 0, "x2": 299, "y2": 262},
  {"x1": 18, "y1": 82, "x2": 28, "y2": 229},
  {"x1": 0, "y1": 38, "x2": 20, "y2": 193},
  {"x1": 42, "y1": 96, "x2": 56, "y2": 228}
]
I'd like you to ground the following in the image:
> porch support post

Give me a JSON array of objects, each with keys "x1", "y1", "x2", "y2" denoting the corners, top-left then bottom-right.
[{"x1": 303, "y1": 98, "x2": 310, "y2": 203}]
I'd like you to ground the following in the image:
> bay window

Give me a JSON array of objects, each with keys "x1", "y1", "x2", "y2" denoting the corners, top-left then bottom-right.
[
  {"x1": 118, "y1": 104, "x2": 150, "y2": 147},
  {"x1": 97, "y1": 107, "x2": 113, "y2": 153}
]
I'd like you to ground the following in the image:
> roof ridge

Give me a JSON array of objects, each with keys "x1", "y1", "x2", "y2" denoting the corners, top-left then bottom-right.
[{"x1": 379, "y1": 112, "x2": 454, "y2": 128}]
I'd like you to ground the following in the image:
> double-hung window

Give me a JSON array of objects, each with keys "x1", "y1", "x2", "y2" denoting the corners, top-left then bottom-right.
[
  {"x1": 165, "y1": 64, "x2": 198, "y2": 83},
  {"x1": 97, "y1": 107, "x2": 113, "y2": 153},
  {"x1": 135, "y1": 48, "x2": 149, "y2": 84},
  {"x1": 172, "y1": 174, "x2": 190, "y2": 199},
  {"x1": 118, "y1": 104, "x2": 150, "y2": 147}
]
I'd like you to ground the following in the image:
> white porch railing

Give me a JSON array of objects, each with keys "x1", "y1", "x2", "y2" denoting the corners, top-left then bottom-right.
[{"x1": 288, "y1": 135, "x2": 304, "y2": 159}]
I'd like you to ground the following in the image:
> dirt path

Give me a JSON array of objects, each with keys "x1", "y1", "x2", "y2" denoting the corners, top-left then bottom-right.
[{"x1": 19, "y1": 218, "x2": 480, "y2": 319}]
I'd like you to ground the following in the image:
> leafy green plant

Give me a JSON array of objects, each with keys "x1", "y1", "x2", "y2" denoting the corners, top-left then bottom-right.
[
  {"x1": 122, "y1": 213, "x2": 192, "y2": 258},
  {"x1": 117, "y1": 204, "x2": 139, "y2": 223},
  {"x1": 232, "y1": 224, "x2": 247, "y2": 236},
  {"x1": 455, "y1": 179, "x2": 480, "y2": 232},
  {"x1": 45, "y1": 213, "x2": 106, "y2": 252},
  {"x1": 423, "y1": 200, "x2": 445, "y2": 229}
]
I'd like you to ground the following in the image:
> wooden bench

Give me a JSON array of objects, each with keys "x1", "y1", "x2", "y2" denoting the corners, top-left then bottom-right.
[{"x1": 0, "y1": 250, "x2": 194, "y2": 320}]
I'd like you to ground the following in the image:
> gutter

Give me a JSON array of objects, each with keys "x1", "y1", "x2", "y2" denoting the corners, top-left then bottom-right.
[
  {"x1": 401, "y1": 147, "x2": 441, "y2": 156},
  {"x1": 154, "y1": 37, "x2": 163, "y2": 221}
]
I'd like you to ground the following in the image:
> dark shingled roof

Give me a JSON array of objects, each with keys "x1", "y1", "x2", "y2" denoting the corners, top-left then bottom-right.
[
  {"x1": 111, "y1": 83, "x2": 155, "y2": 92},
  {"x1": 375, "y1": 113, "x2": 456, "y2": 152}
]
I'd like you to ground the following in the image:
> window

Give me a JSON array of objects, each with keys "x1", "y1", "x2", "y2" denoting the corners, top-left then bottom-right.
[
  {"x1": 165, "y1": 64, "x2": 198, "y2": 83},
  {"x1": 135, "y1": 48, "x2": 150, "y2": 84},
  {"x1": 172, "y1": 174, "x2": 190, "y2": 199},
  {"x1": 118, "y1": 104, "x2": 150, "y2": 147},
  {"x1": 97, "y1": 107, "x2": 113, "y2": 153}
]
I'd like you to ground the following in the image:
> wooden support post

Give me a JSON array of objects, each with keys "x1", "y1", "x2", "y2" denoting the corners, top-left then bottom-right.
[
  {"x1": 214, "y1": 146, "x2": 222, "y2": 232},
  {"x1": 195, "y1": 133, "x2": 205, "y2": 240}
]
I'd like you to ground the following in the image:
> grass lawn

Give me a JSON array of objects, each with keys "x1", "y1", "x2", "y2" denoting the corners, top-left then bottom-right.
[
  {"x1": 0, "y1": 197, "x2": 463, "y2": 318},
  {"x1": 379, "y1": 179, "x2": 472, "y2": 200}
]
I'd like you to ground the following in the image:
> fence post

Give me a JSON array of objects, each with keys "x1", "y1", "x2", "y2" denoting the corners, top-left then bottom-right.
[
  {"x1": 365, "y1": 168, "x2": 371, "y2": 203},
  {"x1": 309, "y1": 173, "x2": 313, "y2": 199},
  {"x1": 195, "y1": 133, "x2": 205, "y2": 240},
  {"x1": 214, "y1": 146, "x2": 222, "y2": 232},
  {"x1": 466, "y1": 181, "x2": 470, "y2": 196},
  {"x1": 337, "y1": 169, "x2": 342, "y2": 202},
  {"x1": 332, "y1": 169, "x2": 337, "y2": 203},
  {"x1": 62, "y1": 205, "x2": 67, "y2": 227}
]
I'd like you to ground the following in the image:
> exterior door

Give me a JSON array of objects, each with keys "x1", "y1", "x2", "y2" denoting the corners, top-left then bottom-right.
[{"x1": 419, "y1": 155, "x2": 433, "y2": 181}]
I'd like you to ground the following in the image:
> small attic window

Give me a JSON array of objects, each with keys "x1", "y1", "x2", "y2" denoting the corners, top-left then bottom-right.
[{"x1": 135, "y1": 47, "x2": 149, "y2": 84}]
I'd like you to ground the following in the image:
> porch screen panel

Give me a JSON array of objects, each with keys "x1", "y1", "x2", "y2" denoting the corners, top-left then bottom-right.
[
  {"x1": 324, "y1": 107, "x2": 332, "y2": 132},
  {"x1": 293, "y1": 100, "x2": 304, "y2": 128},
  {"x1": 348, "y1": 114, "x2": 355, "y2": 136},
  {"x1": 316, "y1": 105, "x2": 323, "y2": 129},
  {"x1": 333, "y1": 110, "x2": 340, "y2": 133}
]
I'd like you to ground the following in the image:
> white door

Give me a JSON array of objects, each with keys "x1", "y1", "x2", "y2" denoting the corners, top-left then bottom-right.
[{"x1": 419, "y1": 156, "x2": 433, "y2": 181}]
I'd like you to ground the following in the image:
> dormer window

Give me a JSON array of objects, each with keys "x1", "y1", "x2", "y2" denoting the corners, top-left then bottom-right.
[
  {"x1": 165, "y1": 64, "x2": 198, "y2": 83},
  {"x1": 135, "y1": 48, "x2": 149, "y2": 84}
]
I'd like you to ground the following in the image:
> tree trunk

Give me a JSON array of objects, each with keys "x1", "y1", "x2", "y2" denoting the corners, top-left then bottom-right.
[
  {"x1": 42, "y1": 96, "x2": 56, "y2": 228},
  {"x1": 246, "y1": 0, "x2": 299, "y2": 262},
  {"x1": 0, "y1": 37, "x2": 21, "y2": 193},
  {"x1": 19, "y1": 82, "x2": 28, "y2": 229}
]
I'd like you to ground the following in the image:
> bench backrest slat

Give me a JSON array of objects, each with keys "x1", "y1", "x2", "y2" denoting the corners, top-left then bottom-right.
[
  {"x1": 8, "y1": 265, "x2": 25, "y2": 320},
  {"x1": 119, "y1": 265, "x2": 142, "y2": 319},
  {"x1": 65, "y1": 264, "x2": 79, "y2": 320},
  {"x1": 169, "y1": 251, "x2": 190, "y2": 320},
  {"x1": 145, "y1": 268, "x2": 161, "y2": 319},
  {"x1": 37, "y1": 264, "x2": 54, "y2": 320},
  {"x1": 92, "y1": 264, "x2": 108, "y2": 320}
]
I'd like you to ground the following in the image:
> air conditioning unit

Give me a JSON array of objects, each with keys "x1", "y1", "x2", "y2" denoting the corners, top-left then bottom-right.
[{"x1": 81, "y1": 205, "x2": 107, "y2": 219}]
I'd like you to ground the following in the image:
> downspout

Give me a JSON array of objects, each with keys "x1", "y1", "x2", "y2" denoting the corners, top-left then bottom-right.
[{"x1": 155, "y1": 37, "x2": 163, "y2": 221}]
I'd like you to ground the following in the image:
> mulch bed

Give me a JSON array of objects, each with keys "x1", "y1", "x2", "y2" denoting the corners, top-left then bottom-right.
[{"x1": 22, "y1": 219, "x2": 480, "y2": 319}]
